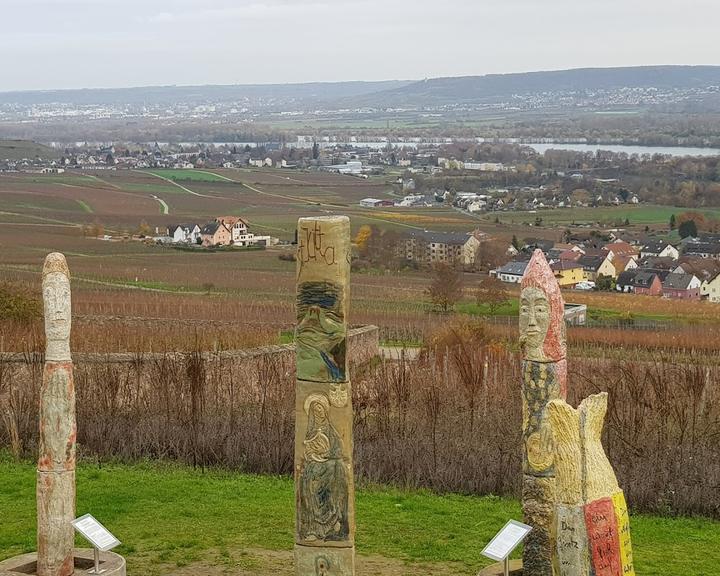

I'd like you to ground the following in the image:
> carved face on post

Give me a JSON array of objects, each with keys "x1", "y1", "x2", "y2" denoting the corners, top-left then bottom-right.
[
  {"x1": 42, "y1": 253, "x2": 71, "y2": 357},
  {"x1": 520, "y1": 287, "x2": 551, "y2": 362},
  {"x1": 519, "y1": 249, "x2": 566, "y2": 363}
]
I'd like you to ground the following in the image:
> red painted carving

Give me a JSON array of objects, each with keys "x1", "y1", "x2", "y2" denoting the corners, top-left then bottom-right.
[{"x1": 584, "y1": 497, "x2": 622, "y2": 576}]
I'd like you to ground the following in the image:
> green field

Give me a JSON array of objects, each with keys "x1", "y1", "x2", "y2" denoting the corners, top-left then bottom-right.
[
  {"x1": 148, "y1": 169, "x2": 231, "y2": 183},
  {"x1": 0, "y1": 459, "x2": 718, "y2": 575},
  {"x1": 506, "y1": 204, "x2": 720, "y2": 226}
]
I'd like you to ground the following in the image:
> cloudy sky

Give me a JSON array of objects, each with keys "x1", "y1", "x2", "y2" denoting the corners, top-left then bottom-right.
[{"x1": 3, "y1": 0, "x2": 718, "y2": 91}]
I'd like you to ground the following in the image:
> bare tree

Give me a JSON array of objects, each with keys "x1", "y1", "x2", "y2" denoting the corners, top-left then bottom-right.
[
  {"x1": 426, "y1": 263, "x2": 463, "y2": 312},
  {"x1": 476, "y1": 276, "x2": 510, "y2": 315},
  {"x1": 475, "y1": 239, "x2": 508, "y2": 272}
]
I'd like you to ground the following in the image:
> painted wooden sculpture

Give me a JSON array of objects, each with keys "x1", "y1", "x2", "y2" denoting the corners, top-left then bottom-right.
[
  {"x1": 548, "y1": 394, "x2": 635, "y2": 576},
  {"x1": 520, "y1": 249, "x2": 567, "y2": 576},
  {"x1": 38, "y1": 253, "x2": 76, "y2": 576},
  {"x1": 294, "y1": 217, "x2": 355, "y2": 576}
]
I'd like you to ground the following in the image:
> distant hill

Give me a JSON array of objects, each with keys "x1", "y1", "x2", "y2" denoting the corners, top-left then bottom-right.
[
  {"x1": 1, "y1": 66, "x2": 719, "y2": 114},
  {"x1": 0, "y1": 80, "x2": 413, "y2": 106},
  {"x1": 345, "y1": 66, "x2": 720, "y2": 108},
  {"x1": 0, "y1": 140, "x2": 60, "y2": 161}
]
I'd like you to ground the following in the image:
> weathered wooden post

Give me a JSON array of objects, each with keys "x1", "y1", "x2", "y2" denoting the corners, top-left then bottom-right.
[
  {"x1": 519, "y1": 249, "x2": 567, "y2": 576},
  {"x1": 294, "y1": 216, "x2": 355, "y2": 576},
  {"x1": 0, "y1": 252, "x2": 125, "y2": 576},
  {"x1": 38, "y1": 253, "x2": 76, "y2": 576}
]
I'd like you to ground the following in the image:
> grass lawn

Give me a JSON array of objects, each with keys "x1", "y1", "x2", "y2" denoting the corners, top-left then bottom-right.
[{"x1": 0, "y1": 460, "x2": 718, "y2": 575}]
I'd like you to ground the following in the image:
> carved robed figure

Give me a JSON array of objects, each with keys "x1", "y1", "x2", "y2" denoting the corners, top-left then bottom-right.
[{"x1": 294, "y1": 217, "x2": 355, "y2": 576}]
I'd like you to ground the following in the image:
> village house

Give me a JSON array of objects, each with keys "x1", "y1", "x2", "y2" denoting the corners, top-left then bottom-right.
[
  {"x1": 360, "y1": 198, "x2": 394, "y2": 208},
  {"x1": 673, "y1": 257, "x2": 720, "y2": 283},
  {"x1": 702, "y1": 273, "x2": 720, "y2": 303},
  {"x1": 167, "y1": 223, "x2": 201, "y2": 244},
  {"x1": 641, "y1": 239, "x2": 679, "y2": 260},
  {"x1": 612, "y1": 254, "x2": 638, "y2": 277},
  {"x1": 550, "y1": 260, "x2": 584, "y2": 287},
  {"x1": 662, "y1": 273, "x2": 702, "y2": 300},
  {"x1": 402, "y1": 230, "x2": 482, "y2": 266},
  {"x1": 492, "y1": 260, "x2": 529, "y2": 283},
  {"x1": 523, "y1": 238, "x2": 555, "y2": 255},
  {"x1": 638, "y1": 256, "x2": 678, "y2": 272},
  {"x1": 616, "y1": 270, "x2": 663, "y2": 295},
  {"x1": 576, "y1": 253, "x2": 616, "y2": 281},
  {"x1": 200, "y1": 221, "x2": 232, "y2": 247},
  {"x1": 683, "y1": 240, "x2": 720, "y2": 260},
  {"x1": 216, "y1": 216, "x2": 248, "y2": 242},
  {"x1": 214, "y1": 216, "x2": 275, "y2": 247},
  {"x1": 602, "y1": 240, "x2": 639, "y2": 260}
]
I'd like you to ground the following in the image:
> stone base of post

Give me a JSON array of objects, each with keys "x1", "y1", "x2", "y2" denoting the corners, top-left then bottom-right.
[
  {"x1": 294, "y1": 544, "x2": 354, "y2": 576},
  {"x1": 0, "y1": 549, "x2": 126, "y2": 576}
]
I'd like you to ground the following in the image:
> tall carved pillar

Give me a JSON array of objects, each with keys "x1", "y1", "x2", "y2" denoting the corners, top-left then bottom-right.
[
  {"x1": 294, "y1": 217, "x2": 355, "y2": 576},
  {"x1": 37, "y1": 253, "x2": 76, "y2": 576},
  {"x1": 520, "y1": 249, "x2": 567, "y2": 576}
]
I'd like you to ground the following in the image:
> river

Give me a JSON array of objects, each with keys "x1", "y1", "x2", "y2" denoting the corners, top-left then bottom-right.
[{"x1": 526, "y1": 143, "x2": 720, "y2": 158}]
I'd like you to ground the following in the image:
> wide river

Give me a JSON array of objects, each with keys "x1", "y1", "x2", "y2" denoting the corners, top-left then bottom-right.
[
  {"x1": 526, "y1": 143, "x2": 720, "y2": 157},
  {"x1": 149, "y1": 140, "x2": 720, "y2": 157}
]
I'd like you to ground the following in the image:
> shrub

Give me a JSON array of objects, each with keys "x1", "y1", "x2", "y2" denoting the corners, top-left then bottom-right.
[{"x1": 0, "y1": 283, "x2": 42, "y2": 322}]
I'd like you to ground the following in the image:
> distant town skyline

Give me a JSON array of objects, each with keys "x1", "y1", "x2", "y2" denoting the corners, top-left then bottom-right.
[{"x1": 2, "y1": 0, "x2": 719, "y2": 92}]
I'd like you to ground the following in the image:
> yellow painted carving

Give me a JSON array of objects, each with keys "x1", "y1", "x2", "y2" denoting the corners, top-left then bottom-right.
[
  {"x1": 611, "y1": 490, "x2": 635, "y2": 576},
  {"x1": 579, "y1": 393, "x2": 619, "y2": 503},
  {"x1": 547, "y1": 400, "x2": 582, "y2": 505}
]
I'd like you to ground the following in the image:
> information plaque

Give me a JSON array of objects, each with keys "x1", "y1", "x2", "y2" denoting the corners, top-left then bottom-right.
[
  {"x1": 481, "y1": 519, "x2": 532, "y2": 562},
  {"x1": 72, "y1": 514, "x2": 121, "y2": 552}
]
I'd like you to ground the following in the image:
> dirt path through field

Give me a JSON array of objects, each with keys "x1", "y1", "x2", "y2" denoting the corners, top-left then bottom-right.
[
  {"x1": 136, "y1": 547, "x2": 473, "y2": 576},
  {"x1": 151, "y1": 194, "x2": 170, "y2": 214}
]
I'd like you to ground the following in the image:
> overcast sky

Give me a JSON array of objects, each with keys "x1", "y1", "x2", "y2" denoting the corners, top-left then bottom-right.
[{"x1": 3, "y1": 0, "x2": 719, "y2": 91}]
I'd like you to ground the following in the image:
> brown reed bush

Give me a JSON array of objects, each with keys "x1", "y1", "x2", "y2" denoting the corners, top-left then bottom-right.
[{"x1": 1, "y1": 322, "x2": 718, "y2": 518}]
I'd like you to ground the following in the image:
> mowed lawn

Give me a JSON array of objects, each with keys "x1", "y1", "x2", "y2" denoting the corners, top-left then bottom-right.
[{"x1": 0, "y1": 459, "x2": 718, "y2": 575}]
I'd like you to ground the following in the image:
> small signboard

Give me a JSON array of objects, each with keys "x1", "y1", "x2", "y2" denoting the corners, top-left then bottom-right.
[
  {"x1": 481, "y1": 519, "x2": 532, "y2": 562},
  {"x1": 71, "y1": 514, "x2": 121, "y2": 552}
]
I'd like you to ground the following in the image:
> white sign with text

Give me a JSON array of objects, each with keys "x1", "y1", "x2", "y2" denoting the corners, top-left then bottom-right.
[
  {"x1": 71, "y1": 514, "x2": 121, "y2": 552},
  {"x1": 481, "y1": 519, "x2": 532, "y2": 562}
]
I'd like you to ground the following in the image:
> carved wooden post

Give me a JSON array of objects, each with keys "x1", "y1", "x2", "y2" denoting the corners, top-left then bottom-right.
[
  {"x1": 38, "y1": 253, "x2": 76, "y2": 576},
  {"x1": 519, "y1": 249, "x2": 567, "y2": 576},
  {"x1": 294, "y1": 217, "x2": 355, "y2": 576}
]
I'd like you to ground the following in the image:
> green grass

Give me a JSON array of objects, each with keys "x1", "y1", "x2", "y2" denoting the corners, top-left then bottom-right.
[
  {"x1": 278, "y1": 329, "x2": 294, "y2": 344},
  {"x1": 508, "y1": 204, "x2": 720, "y2": 226},
  {"x1": 0, "y1": 460, "x2": 718, "y2": 575},
  {"x1": 457, "y1": 301, "x2": 519, "y2": 316},
  {"x1": 76, "y1": 199, "x2": 93, "y2": 213},
  {"x1": 148, "y1": 169, "x2": 229, "y2": 183}
]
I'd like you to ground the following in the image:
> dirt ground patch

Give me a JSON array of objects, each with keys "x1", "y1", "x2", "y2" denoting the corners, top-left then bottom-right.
[{"x1": 140, "y1": 547, "x2": 474, "y2": 576}]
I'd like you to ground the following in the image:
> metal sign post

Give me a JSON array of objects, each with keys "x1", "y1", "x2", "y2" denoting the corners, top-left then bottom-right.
[
  {"x1": 481, "y1": 519, "x2": 532, "y2": 575},
  {"x1": 71, "y1": 514, "x2": 121, "y2": 575},
  {"x1": 91, "y1": 547, "x2": 104, "y2": 575}
]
